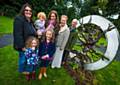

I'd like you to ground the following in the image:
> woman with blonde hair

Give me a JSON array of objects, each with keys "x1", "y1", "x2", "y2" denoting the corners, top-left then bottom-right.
[{"x1": 51, "y1": 15, "x2": 70, "y2": 68}]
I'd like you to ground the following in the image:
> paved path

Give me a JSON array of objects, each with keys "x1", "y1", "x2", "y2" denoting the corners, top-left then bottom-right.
[{"x1": 0, "y1": 34, "x2": 13, "y2": 48}]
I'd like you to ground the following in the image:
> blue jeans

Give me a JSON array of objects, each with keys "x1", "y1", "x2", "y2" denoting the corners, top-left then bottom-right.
[
  {"x1": 18, "y1": 51, "x2": 37, "y2": 72},
  {"x1": 18, "y1": 51, "x2": 26, "y2": 72}
]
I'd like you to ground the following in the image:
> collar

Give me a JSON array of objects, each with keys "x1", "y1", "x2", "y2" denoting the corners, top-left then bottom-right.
[{"x1": 59, "y1": 24, "x2": 68, "y2": 33}]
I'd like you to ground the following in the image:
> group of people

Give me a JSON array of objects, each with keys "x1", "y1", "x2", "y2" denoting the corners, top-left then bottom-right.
[{"x1": 13, "y1": 3, "x2": 78, "y2": 81}]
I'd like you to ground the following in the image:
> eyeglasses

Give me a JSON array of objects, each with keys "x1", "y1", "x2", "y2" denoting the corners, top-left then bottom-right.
[{"x1": 24, "y1": 9, "x2": 32, "y2": 12}]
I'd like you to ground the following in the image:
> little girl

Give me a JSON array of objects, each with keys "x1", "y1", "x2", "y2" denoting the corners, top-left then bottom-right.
[
  {"x1": 24, "y1": 36, "x2": 39, "y2": 81},
  {"x1": 38, "y1": 29, "x2": 56, "y2": 80},
  {"x1": 34, "y1": 12, "x2": 46, "y2": 38}
]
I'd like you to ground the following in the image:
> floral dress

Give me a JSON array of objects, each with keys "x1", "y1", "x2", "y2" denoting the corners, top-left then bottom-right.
[{"x1": 24, "y1": 48, "x2": 39, "y2": 72}]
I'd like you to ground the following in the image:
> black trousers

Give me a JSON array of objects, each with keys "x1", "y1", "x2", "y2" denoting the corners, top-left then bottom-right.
[{"x1": 62, "y1": 50, "x2": 69, "y2": 62}]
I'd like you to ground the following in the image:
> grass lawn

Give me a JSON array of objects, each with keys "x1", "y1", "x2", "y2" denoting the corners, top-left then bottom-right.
[
  {"x1": 0, "y1": 46, "x2": 120, "y2": 85},
  {"x1": 0, "y1": 45, "x2": 75, "y2": 85},
  {"x1": 0, "y1": 16, "x2": 13, "y2": 35},
  {"x1": 94, "y1": 61, "x2": 120, "y2": 85}
]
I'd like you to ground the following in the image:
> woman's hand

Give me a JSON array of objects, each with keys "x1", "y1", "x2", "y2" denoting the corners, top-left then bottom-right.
[
  {"x1": 41, "y1": 54, "x2": 49, "y2": 59},
  {"x1": 22, "y1": 47, "x2": 26, "y2": 51},
  {"x1": 37, "y1": 30, "x2": 42, "y2": 36}
]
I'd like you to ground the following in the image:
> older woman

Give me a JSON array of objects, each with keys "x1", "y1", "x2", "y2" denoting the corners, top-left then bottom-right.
[
  {"x1": 51, "y1": 15, "x2": 70, "y2": 68},
  {"x1": 13, "y1": 3, "x2": 37, "y2": 79}
]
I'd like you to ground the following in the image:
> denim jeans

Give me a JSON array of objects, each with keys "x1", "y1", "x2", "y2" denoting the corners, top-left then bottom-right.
[{"x1": 18, "y1": 51, "x2": 26, "y2": 72}]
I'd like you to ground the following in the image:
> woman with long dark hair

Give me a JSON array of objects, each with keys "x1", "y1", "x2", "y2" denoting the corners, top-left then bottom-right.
[
  {"x1": 13, "y1": 3, "x2": 37, "y2": 79},
  {"x1": 45, "y1": 10, "x2": 60, "y2": 38}
]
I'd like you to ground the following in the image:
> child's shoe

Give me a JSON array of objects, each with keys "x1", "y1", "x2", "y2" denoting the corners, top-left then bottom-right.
[
  {"x1": 43, "y1": 67, "x2": 47, "y2": 78},
  {"x1": 43, "y1": 73, "x2": 47, "y2": 78},
  {"x1": 38, "y1": 73, "x2": 42, "y2": 80},
  {"x1": 25, "y1": 74, "x2": 30, "y2": 81},
  {"x1": 31, "y1": 72, "x2": 36, "y2": 80}
]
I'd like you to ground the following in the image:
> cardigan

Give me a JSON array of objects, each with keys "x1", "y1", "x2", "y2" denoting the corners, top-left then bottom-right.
[
  {"x1": 56, "y1": 24, "x2": 70, "y2": 50},
  {"x1": 38, "y1": 41, "x2": 56, "y2": 60}
]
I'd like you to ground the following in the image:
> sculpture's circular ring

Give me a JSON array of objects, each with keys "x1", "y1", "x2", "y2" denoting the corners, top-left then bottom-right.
[{"x1": 77, "y1": 15, "x2": 119, "y2": 71}]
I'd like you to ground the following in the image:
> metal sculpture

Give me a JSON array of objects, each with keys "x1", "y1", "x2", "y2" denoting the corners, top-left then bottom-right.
[{"x1": 68, "y1": 15, "x2": 119, "y2": 71}]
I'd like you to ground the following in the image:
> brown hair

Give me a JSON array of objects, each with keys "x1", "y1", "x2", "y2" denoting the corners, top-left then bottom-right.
[
  {"x1": 25, "y1": 36, "x2": 39, "y2": 48},
  {"x1": 19, "y1": 3, "x2": 33, "y2": 20},
  {"x1": 48, "y1": 10, "x2": 59, "y2": 23},
  {"x1": 43, "y1": 29, "x2": 55, "y2": 43}
]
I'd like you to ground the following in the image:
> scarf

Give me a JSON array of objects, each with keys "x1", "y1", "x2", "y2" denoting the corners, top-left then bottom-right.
[{"x1": 59, "y1": 24, "x2": 68, "y2": 33}]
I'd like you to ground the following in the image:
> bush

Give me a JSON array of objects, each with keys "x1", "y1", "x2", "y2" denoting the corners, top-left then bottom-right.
[{"x1": 0, "y1": 5, "x2": 17, "y2": 17}]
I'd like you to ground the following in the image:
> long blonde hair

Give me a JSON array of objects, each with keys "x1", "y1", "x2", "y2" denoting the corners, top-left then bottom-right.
[{"x1": 25, "y1": 36, "x2": 39, "y2": 48}]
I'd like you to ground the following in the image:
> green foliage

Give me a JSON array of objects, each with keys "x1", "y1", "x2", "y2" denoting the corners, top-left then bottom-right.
[
  {"x1": 30, "y1": 0, "x2": 54, "y2": 15},
  {"x1": 0, "y1": 45, "x2": 75, "y2": 85},
  {"x1": 51, "y1": 4, "x2": 67, "y2": 16},
  {"x1": 97, "y1": 0, "x2": 108, "y2": 10},
  {"x1": 0, "y1": 0, "x2": 24, "y2": 17},
  {"x1": 66, "y1": 7, "x2": 76, "y2": 24},
  {"x1": 80, "y1": 0, "x2": 98, "y2": 17},
  {"x1": 69, "y1": 61, "x2": 79, "y2": 70},
  {"x1": 113, "y1": 19, "x2": 120, "y2": 32},
  {"x1": 106, "y1": 0, "x2": 120, "y2": 16},
  {"x1": 0, "y1": 5, "x2": 17, "y2": 17}
]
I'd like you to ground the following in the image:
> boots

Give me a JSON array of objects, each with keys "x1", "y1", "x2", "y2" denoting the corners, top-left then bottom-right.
[
  {"x1": 43, "y1": 67, "x2": 47, "y2": 78},
  {"x1": 38, "y1": 68, "x2": 44, "y2": 80},
  {"x1": 25, "y1": 74, "x2": 30, "y2": 81},
  {"x1": 31, "y1": 72, "x2": 36, "y2": 80},
  {"x1": 25, "y1": 72, "x2": 36, "y2": 81},
  {"x1": 38, "y1": 67, "x2": 47, "y2": 80},
  {"x1": 38, "y1": 73, "x2": 42, "y2": 80}
]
